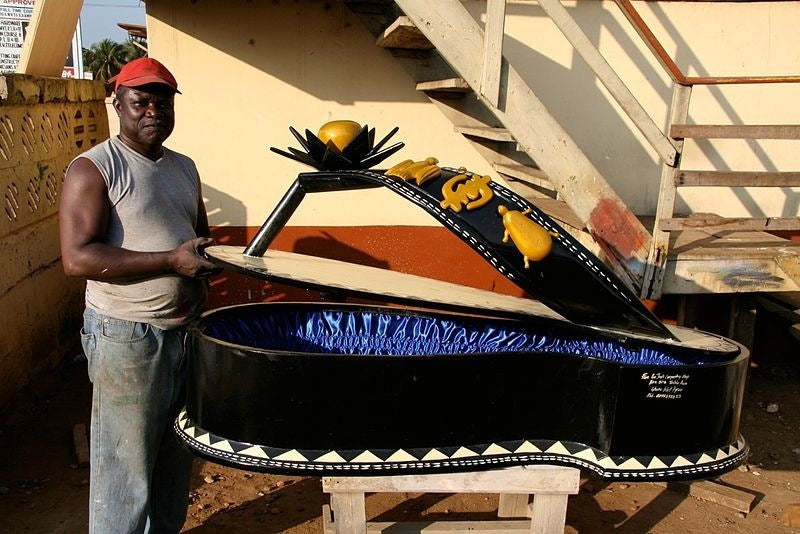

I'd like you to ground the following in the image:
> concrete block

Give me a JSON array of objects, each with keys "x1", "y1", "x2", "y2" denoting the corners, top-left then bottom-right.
[
  {"x1": 42, "y1": 77, "x2": 68, "y2": 103},
  {"x1": 0, "y1": 74, "x2": 42, "y2": 105},
  {"x1": 65, "y1": 78, "x2": 79, "y2": 102}
]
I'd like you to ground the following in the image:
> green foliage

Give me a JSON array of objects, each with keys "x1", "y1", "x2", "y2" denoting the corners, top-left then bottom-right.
[{"x1": 82, "y1": 38, "x2": 147, "y2": 94}]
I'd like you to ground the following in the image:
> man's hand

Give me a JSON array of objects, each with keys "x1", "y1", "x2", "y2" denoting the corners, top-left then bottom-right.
[{"x1": 169, "y1": 237, "x2": 223, "y2": 278}]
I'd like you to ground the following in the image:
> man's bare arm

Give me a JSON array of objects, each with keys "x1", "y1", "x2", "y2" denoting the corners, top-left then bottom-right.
[{"x1": 59, "y1": 157, "x2": 219, "y2": 281}]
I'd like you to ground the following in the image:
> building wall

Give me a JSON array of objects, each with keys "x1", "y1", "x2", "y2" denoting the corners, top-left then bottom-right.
[
  {"x1": 146, "y1": 0, "x2": 492, "y2": 229},
  {"x1": 139, "y1": 0, "x2": 800, "y2": 308},
  {"x1": 482, "y1": 0, "x2": 800, "y2": 218},
  {"x1": 145, "y1": 0, "x2": 800, "y2": 226},
  {"x1": 0, "y1": 75, "x2": 108, "y2": 407}
]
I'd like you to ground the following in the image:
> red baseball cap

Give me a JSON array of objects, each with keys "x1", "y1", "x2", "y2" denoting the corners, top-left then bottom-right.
[{"x1": 110, "y1": 58, "x2": 181, "y2": 94}]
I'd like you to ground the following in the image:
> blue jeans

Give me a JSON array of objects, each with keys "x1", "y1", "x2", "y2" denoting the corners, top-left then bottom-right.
[{"x1": 81, "y1": 308, "x2": 194, "y2": 534}]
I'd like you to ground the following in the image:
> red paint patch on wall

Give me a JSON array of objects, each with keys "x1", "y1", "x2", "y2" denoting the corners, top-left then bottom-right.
[
  {"x1": 206, "y1": 226, "x2": 525, "y2": 309},
  {"x1": 589, "y1": 198, "x2": 647, "y2": 260}
]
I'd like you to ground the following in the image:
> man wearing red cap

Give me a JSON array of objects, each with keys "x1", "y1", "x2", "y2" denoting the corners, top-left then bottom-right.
[{"x1": 59, "y1": 57, "x2": 217, "y2": 533}]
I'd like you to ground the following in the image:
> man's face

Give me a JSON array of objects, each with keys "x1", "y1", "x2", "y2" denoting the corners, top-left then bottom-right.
[{"x1": 114, "y1": 84, "x2": 176, "y2": 151}]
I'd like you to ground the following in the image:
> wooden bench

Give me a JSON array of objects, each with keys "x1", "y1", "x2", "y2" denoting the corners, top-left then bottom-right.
[{"x1": 322, "y1": 465, "x2": 580, "y2": 534}]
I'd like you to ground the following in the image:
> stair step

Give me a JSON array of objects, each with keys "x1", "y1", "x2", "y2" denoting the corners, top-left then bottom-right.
[
  {"x1": 493, "y1": 163, "x2": 556, "y2": 195},
  {"x1": 376, "y1": 16, "x2": 433, "y2": 49},
  {"x1": 674, "y1": 170, "x2": 800, "y2": 187},
  {"x1": 416, "y1": 78, "x2": 472, "y2": 93},
  {"x1": 660, "y1": 216, "x2": 800, "y2": 232},
  {"x1": 670, "y1": 124, "x2": 800, "y2": 140},
  {"x1": 529, "y1": 197, "x2": 585, "y2": 232},
  {"x1": 454, "y1": 126, "x2": 515, "y2": 142}
]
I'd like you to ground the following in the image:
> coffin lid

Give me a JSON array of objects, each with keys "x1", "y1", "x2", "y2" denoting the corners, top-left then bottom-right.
[{"x1": 205, "y1": 166, "x2": 675, "y2": 340}]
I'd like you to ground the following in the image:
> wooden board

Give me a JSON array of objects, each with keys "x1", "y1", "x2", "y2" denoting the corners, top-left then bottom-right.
[
  {"x1": 207, "y1": 245, "x2": 563, "y2": 321},
  {"x1": 322, "y1": 505, "x2": 532, "y2": 534},
  {"x1": 662, "y1": 228, "x2": 800, "y2": 294},
  {"x1": 670, "y1": 124, "x2": 800, "y2": 140},
  {"x1": 661, "y1": 216, "x2": 800, "y2": 232},
  {"x1": 674, "y1": 170, "x2": 800, "y2": 187},
  {"x1": 656, "y1": 480, "x2": 756, "y2": 514},
  {"x1": 415, "y1": 78, "x2": 472, "y2": 93},
  {"x1": 322, "y1": 466, "x2": 579, "y2": 534},
  {"x1": 375, "y1": 16, "x2": 434, "y2": 50},
  {"x1": 16, "y1": 0, "x2": 82, "y2": 77},
  {"x1": 454, "y1": 125, "x2": 515, "y2": 142},
  {"x1": 322, "y1": 465, "x2": 580, "y2": 494},
  {"x1": 206, "y1": 245, "x2": 740, "y2": 352}
]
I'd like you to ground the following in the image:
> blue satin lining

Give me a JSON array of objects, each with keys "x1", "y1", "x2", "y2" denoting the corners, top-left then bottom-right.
[{"x1": 204, "y1": 309, "x2": 730, "y2": 366}]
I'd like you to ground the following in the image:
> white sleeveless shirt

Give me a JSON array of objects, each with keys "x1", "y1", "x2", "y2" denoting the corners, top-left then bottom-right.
[{"x1": 73, "y1": 136, "x2": 207, "y2": 329}]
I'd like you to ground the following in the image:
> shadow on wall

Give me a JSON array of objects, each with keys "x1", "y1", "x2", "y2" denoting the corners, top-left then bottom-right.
[
  {"x1": 498, "y1": 1, "x2": 799, "y2": 217},
  {"x1": 203, "y1": 182, "x2": 246, "y2": 230},
  {"x1": 644, "y1": 2, "x2": 800, "y2": 217},
  {"x1": 146, "y1": 0, "x2": 665, "y2": 214},
  {"x1": 149, "y1": 0, "x2": 798, "y2": 219}
]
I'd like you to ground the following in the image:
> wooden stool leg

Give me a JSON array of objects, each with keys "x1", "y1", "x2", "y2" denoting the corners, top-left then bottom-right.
[
  {"x1": 330, "y1": 491, "x2": 367, "y2": 534},
  {"x1": 498, "y1": 493, "x2": 530, "y2": 517},
  {"x1": 530, "y1": 493, "x2": 569, "y2": 534}
]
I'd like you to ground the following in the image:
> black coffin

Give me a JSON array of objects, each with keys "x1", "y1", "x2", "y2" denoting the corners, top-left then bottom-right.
[
  {"x1": 176, "y1": 153, "x2": 750, "y2": 481},
  {"x1": 177, "y1": 302, "x2": 748, "y2": 480}
]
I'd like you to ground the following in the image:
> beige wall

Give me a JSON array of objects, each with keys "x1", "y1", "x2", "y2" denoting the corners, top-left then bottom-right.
[
  {"x1": 146, "y1": 0, "x2": 492, "y2": 228},
  {"x1": 0, "y1": 75, "x2": 108, "y2": 407},
  {"x1": 483, "y1": 0, "x2": 800, "y2": 217},
  {"x1": 144, "y1": 0, "x2": 800, "y2": 226}
]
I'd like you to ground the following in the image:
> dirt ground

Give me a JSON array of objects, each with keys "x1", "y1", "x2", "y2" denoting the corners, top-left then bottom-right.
[{"x1": 0, "y1": 352, "x2": 799, "y2": 533}]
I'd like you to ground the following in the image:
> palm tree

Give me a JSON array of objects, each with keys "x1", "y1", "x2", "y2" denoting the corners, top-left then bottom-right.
[
  {"x1": 122, "y1": 39, "x2": 147, "y2": 62},
  {"x1": 82, "y1": 38, "x2": 128, "y2": 92}
]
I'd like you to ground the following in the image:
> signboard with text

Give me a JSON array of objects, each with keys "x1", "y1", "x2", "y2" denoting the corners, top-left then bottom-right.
[
  {"x1": 0, "y1": 0, "x2": 33, "y2": 72},
  {"x1": 0, "y1": 0, "x2": 82, "y2": 77}
]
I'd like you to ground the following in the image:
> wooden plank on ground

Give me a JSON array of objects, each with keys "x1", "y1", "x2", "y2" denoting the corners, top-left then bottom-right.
[
  {"x1": 675, "y1": 170, "x2": 800, "y2": 187},
  {"x1": 376, "y1": 16, "x2": 433, "y2": 49},
  {"x1": 660, "y1": 217, "x2": 800, "y2": 232},
  {"x1": 657, "y1": 480, "x2": 756, "y2": 514},
  {"x1": 670, "y1": 124, "x2": 800, "y2": 140},
  {"x1": 73, "y1": 423, "x2": 90, "y2": 468}
]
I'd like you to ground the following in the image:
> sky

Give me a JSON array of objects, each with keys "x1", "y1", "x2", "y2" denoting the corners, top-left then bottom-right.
[{"x1": 80, "y1": 0, "x2": 146, "y2": 48}]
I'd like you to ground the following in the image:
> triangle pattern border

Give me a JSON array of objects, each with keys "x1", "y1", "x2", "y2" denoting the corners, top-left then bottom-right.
[{"x1": 174, "y1": 410, "x2": 748, "y2": 481}]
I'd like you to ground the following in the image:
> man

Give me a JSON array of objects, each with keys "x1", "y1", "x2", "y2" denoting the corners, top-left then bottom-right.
[{"x1": 59, "y1": 57, "x2": 219, "y2": 533}]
